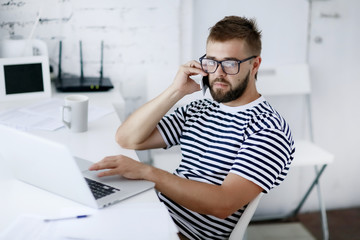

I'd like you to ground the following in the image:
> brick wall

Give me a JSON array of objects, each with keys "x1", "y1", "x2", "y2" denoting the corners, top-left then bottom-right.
[{"x1": 0, "y1": 0, "x2": 181, "y2": 103}]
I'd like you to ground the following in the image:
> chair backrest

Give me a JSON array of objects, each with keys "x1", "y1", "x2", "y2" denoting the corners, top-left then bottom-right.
[
  {"x1": 256, "y1": 63, "x2": 311, "y2": 96},
  {"x1": 256, "y1": 63, "x2": 313, "y2": 141},
  {"x1": 229, "y1": 193, "x2": 263, "y2": 240}
]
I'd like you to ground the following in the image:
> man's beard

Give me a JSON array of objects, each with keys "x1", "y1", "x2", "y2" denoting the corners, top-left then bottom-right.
[{"x1": 209, "y1": 71, "x2": 250, "y2": 103}]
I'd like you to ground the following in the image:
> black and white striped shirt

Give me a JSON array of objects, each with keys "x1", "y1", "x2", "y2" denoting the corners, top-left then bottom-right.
[{"x1": 157, "y1": 96, "x2": 295, "y2": 240}]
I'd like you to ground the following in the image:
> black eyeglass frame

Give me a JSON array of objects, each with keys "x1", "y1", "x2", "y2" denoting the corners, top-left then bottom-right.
[{"x1": 199, "y1": 54, "x2": 257, "y2": 75}]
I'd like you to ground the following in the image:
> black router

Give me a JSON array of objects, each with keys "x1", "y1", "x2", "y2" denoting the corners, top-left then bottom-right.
[{"x1": 55, "y1": 40, "x2": 114, "y2": 92}]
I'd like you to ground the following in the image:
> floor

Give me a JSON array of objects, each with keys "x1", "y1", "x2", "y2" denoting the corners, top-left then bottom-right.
[
  {"x1": 247, "y1": 207, "x2": 360, "y2": 240},
  {"x1": 248, "y1": 222, "x2": 315, "y2": 240}
]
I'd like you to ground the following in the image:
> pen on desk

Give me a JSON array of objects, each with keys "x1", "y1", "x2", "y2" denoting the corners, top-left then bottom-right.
[{"x1": 43, "y1": 214, "x2": 91, "y2": 222}]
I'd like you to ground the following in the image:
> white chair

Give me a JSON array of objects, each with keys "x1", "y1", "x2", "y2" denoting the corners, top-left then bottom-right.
[
  {"x1": 229, "y1": 193, "x2": 263, "y2": 240},
  {"x1": 256, "y1": 64, "x2": 335, "y2": 240}
]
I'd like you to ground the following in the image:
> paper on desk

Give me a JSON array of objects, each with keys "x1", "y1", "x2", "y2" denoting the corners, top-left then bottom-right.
[
  {"x1": 0, "y1": 215, "x2": 60, "y2": 240},
  {"x1": 54, "y1": 202, "x2": 178, "y2": 240},
  {"x1": 0, "y1": 98, "x2": 114, "y2": 131},
  {"x1": 0, "y1": 203, "x2": 178, "y2": 240},
  {"x1": 0, "y1": 108, "x2": 63, "y2": 131}
]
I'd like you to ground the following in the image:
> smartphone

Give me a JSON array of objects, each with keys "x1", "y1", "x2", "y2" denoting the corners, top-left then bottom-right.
[
  {"x1": 190, "y1": 74, "x2": 209, "y2": 96},
  {"x1": 201, "y1": 75, "x2": 209, "y2": 95}
]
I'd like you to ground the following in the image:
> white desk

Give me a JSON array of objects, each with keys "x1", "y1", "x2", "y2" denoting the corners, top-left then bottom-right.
[{"x1": 0, "y1": 87, "x2": 178, "y2": 239}]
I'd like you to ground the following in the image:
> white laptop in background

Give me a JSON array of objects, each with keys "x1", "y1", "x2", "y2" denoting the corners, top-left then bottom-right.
[{"x1": 0, "y1": 124, "x2": 154, "y2": 209}]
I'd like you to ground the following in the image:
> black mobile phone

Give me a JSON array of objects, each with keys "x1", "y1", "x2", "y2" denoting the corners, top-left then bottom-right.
[
  {"x1": 201, "y1": 75, "x2": 209, "y2": 95},
  {"x1": 202, "y1": 75, "x2": 209, "y2": 87}
]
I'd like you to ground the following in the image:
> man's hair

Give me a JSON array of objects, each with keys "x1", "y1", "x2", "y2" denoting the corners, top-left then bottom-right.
[{"x1": 207, "y1": 16, "x2": 262, "y2": 56}]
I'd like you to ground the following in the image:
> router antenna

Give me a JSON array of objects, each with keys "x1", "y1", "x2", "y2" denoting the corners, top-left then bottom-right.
[
  {"x1": 58, "y1": 40, "x2": 62, "y2": 81},
  {"x1": 99, "y1": 41, "x2": 104, "y2": 84},
  {"x1": 79, "y1": 40, "x2": 84, "y2": 82}
]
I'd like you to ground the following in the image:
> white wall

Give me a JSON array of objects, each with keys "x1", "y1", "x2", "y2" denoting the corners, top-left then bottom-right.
[
  {"x1": 308, "y1": 0, "x2": 360, "y2": 209},
  {"x1": 1, "y1": 0, "x2": 359, "y2": 217},
  {"x1": 192, "y1": 0, "x2": 309, "y2": 66}
]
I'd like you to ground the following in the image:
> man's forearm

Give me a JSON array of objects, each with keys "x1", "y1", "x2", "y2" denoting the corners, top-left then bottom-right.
[
  {"x1": 116, "y1": 84, "x2": 185, "y2": 149},
  {"x1": 146, "y1": 166, "x2": 262, "y2": 219},
  {"x1": 148, "y1": 167, "x2": 227, "y2": 218},
  {"x1": 116, "y1": 61, "x2": 205, "y2": 149}
]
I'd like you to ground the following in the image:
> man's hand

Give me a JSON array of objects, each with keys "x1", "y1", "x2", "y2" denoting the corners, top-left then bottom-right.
[
  {"x1": 89, "y1": 155, "x2": 152, "y2": 180},
  {"x1": 171, "y1": 60, "x2": 207, "y2": 96}
]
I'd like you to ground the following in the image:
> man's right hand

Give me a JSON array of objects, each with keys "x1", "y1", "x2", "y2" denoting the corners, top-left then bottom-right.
[{"x1": 171, "y1": 60, "x2": 208, "y2": 97}]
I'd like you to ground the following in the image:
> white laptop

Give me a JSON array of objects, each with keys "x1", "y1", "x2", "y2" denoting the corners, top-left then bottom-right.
[{"x1": 0, "y1": 124, "x2": 155, "y2": 209}]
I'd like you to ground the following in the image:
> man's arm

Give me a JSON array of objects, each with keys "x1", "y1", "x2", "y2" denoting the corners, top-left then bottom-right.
[
  {"x1": 115, "y1": 60, "x2": 206, "y2": 150},
  {"x1": 89, "y1": 155, "x2": 263, "y2": 219}
]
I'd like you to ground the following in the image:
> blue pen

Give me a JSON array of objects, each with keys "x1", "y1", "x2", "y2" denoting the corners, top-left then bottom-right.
[{"x1": 44, "y1": 214, "x2": 91, "y2": 222}]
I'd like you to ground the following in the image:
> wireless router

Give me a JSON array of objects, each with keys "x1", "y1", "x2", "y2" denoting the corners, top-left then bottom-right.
[{"x1": 55, "y1": 40, "x2": 114, "y2": 92}]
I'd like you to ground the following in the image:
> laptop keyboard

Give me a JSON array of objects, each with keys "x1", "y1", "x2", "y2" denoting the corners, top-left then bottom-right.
[{"x1": 85, "y1": 178, "x2": 120, "y2": 200}]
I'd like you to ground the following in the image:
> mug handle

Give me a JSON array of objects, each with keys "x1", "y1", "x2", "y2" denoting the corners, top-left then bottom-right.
[{"x1": 62, "y1": 105, "x2": 71, "y2": 128}]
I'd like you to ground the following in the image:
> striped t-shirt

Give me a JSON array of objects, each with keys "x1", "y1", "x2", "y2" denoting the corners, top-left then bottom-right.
[{"x1": 156, "y1": 96, "x2": 295, "y2": 240}]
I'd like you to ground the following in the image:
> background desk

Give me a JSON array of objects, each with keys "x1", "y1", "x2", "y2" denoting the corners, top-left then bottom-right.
[{"x1": 0, "y1": 88, "x2": 178, "y2": 239}]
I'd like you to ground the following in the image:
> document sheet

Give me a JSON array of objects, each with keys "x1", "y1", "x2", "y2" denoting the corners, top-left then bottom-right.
[
  {"x1": 0, "y1": 98, "x2": 113, "y2": 131},
  {"x1": 0, "y1": 202, "x2": 178, "y2": 240}
]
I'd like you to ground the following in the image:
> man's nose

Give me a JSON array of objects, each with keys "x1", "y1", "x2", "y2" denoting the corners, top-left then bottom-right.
[{"x1": 213, "y1": 64, "x2": 226, "y2": 78}]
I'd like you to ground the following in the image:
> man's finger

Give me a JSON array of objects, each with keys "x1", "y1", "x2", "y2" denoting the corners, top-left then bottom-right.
[
  {"x1": 89, "y1": 156, "x2": 120, "y2": 170},
  {"x1": 97, "y1": 169, "x2": 119, "y2": 177}
]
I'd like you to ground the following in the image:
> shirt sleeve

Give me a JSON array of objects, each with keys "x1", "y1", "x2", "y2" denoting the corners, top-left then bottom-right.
[
  {"x1": 157, "y1": 105, "x2": 187, "y2": 148},
  {"x1": 230, "y1": 128, "x2": 295, "y2": 193}
]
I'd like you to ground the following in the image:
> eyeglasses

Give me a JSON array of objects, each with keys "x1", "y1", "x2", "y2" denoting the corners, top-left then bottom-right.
[{"x1": 199, "y1": 54, "x2": 257, "y2": 75}]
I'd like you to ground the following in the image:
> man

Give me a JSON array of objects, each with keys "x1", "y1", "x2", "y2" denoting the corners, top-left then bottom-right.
[{"x1": 90, "y1": 16, "x2": 295, "y2": 239}]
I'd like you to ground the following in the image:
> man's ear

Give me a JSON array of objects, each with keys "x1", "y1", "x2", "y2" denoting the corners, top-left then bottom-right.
[{"x1": 252, "y1": 56, "x2": 262, "y2": 80}]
